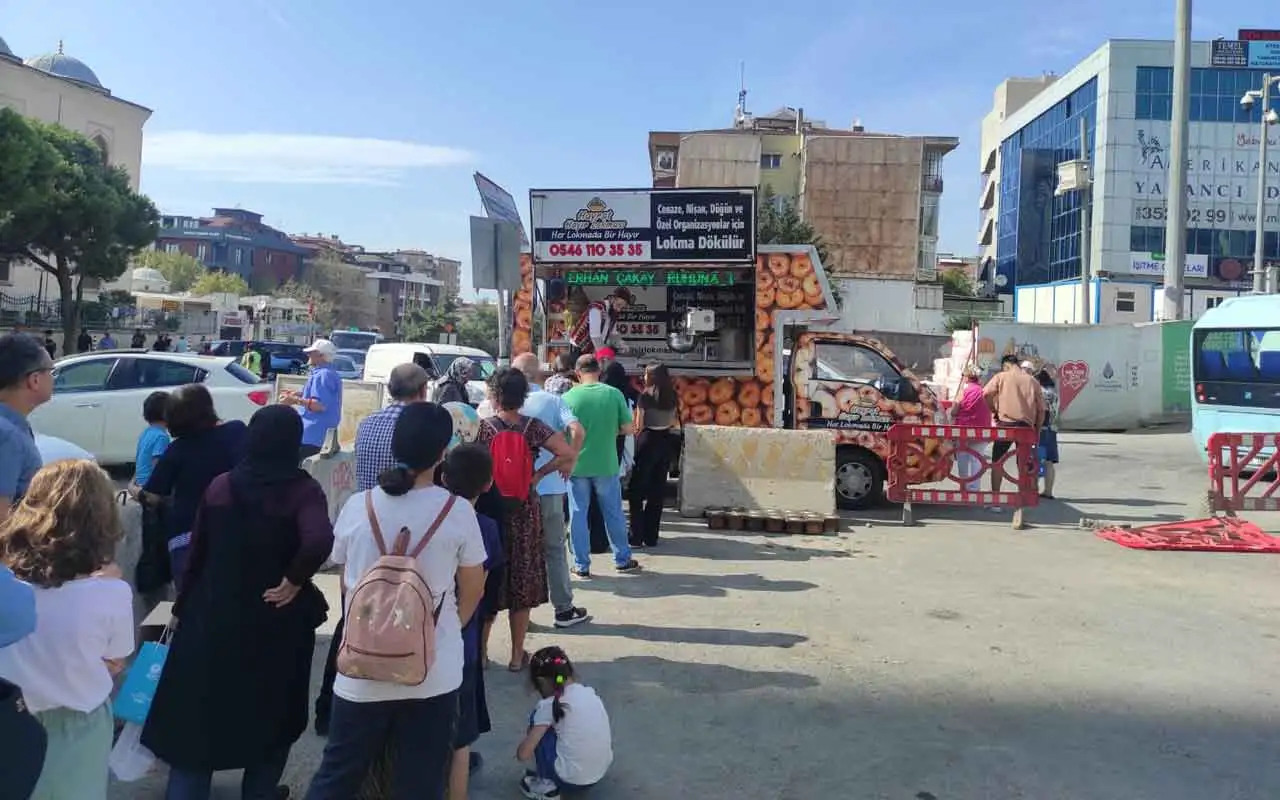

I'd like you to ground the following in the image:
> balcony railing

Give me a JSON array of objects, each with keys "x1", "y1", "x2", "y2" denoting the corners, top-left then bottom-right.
[{"x1": 922, "y1": 176, "x2": 944, "y2": 193}]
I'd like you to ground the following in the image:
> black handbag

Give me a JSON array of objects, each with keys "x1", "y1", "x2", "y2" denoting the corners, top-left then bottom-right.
[{"x1": 0, "y1": 677, "x2": 47, "y2": 800}]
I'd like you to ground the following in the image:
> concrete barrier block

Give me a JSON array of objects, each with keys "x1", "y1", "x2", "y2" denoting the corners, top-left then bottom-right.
[
  {"x1": 678, "y1": 424, "x2": 836, "y2": 517},
  {"x1": 304, "y1": 450, "x2": 358, "y2": 523}
]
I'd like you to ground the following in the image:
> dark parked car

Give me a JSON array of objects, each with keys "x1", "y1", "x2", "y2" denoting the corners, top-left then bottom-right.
[{"x1": 203, "y1": 340, "x2": 307, "y2": 377}]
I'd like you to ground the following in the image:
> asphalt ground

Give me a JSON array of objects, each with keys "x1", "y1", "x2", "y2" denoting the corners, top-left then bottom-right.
[{"x1": 108, "y1": 428, "x2": 1280, "y2": 799}]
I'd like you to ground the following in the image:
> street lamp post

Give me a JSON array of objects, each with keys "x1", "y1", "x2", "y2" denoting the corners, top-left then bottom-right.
[
  {"x1": 1241, "y1": 74, "x2": 1280, "y2": 294},
  {"x1": 1055, "y1": 116, "x2": 1094, "y2": 324}
]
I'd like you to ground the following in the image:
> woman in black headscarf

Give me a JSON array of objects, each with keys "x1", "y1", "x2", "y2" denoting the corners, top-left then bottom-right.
[{"x1": 143, "y1": 404, "x2": 335, "y2": 800}]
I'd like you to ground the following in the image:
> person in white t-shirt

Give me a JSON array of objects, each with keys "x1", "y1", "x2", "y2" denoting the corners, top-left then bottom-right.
[
  {"x1": 305, "y1": 401, "x2": 487, "y2": 800},
  {"x1": 0, "y1": 458, "x2": 134, "y2": 800},
  {"x1": 517, "y1": 646, "x2": 613, "y2": 799}
]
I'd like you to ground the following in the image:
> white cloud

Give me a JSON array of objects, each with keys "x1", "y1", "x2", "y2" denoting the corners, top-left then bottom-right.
[{"x1": 142, "y1": 132, "x2": 474, "y2": 185}]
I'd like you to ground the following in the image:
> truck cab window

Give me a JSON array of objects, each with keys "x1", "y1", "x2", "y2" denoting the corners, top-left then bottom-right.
[
  {"x1": 813, "y1": 342, "x2": 917, "y2": 402},
  {"x1": 813, "y1": 343, "x2": 899, "y2": 384}
]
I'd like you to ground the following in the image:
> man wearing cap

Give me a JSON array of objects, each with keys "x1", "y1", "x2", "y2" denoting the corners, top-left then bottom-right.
[
  {"x1": 313, "y1": 362, "x2": 430, "y2": 736},
  {"x1": 568, "y1": 288, "x2": 633, "y2": 357},
  {"x1": 281, "y1": 338, "x2": 344, "y2": 460}
]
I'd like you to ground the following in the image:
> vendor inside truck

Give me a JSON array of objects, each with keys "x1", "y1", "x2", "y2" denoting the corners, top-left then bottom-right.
[{"x1": 567, "y1": 286, "x2": 633, "y2": 357}]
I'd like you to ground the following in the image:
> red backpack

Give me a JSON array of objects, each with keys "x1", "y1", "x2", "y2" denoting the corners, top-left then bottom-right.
[{"x1": 485, "y1": 417, "x2": 535, "y2": 502}]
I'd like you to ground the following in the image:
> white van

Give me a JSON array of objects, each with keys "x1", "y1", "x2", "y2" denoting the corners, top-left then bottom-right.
[{"x1": 362, "y1": 343, "x2": 496, "y2": 405}]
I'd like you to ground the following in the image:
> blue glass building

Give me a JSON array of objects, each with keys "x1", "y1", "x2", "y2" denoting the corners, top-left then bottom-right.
[{"x1": 990, "y1": 40, "x2": 1280, "y2": 319}]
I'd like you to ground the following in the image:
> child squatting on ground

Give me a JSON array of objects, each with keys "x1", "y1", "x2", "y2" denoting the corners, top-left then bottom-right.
[
  {"x1": 442, "y1": 443, "x2": 505, "y2": 800},
  {"x1": 517, "y1": 646, "x2": 613, "y2": 799}
]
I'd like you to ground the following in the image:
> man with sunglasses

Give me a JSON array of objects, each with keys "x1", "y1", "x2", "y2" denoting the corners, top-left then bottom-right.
[{"x1": 0, "y1": 333, "x2": 54, "y2": 523}]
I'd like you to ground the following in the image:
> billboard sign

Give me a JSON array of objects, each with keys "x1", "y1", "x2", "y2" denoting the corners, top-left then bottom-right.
[
  {"x1": 1127, "y1": 122, "x2": 1280, "y2": 231},
  {"x1": 529, "y1": 188, "x2": 756, "y2": 264},
  {"x1": 1129, "y1": 252, "x2": 1209, "y2": 278},
  {"x1": 1247, "y1": 41, "x2": 1280, "y2": 69},
  {"x1": 1207, "y1": 35, "x2": 1280, "y2": 68},
  {"x1": 1210, "y1": 39, "x2": 1249, "y2": 68},
  {"x1": 473, "y1": 172, "x2": 529, "y2": 246}
]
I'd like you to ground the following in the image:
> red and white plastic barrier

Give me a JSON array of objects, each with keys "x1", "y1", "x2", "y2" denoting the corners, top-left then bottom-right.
[
  {"x1": 1206, "y1": 432, "x2": 1280, "y2": 514},
  {"x1": 886, "y1": 423, "x2": 1041, "y2": 528}
]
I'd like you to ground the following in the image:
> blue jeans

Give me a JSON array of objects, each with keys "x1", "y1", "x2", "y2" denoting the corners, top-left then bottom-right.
[
  {"x1": 568, "y1": 476, "x2": 631, "y2": 572},
  {"x1": 529, "y1": 711, "x2": 591, "y2": 792},
  {"x1": 165, "y1": 746, "x2": 289, "y2": 800}
]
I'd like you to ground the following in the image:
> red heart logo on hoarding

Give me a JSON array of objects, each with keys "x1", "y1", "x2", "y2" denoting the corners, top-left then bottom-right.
[{"x1": 1057, "y1": 360, "x2": 1089, "y2": 413}]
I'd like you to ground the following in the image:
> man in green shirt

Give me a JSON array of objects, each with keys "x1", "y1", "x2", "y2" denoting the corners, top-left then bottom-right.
[{"x1": 562, "y1": 354, "x2": 640, "y2": 575}]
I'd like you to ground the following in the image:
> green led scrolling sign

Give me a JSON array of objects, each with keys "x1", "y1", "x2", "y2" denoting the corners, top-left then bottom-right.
[{"x1": 563, "y1": 269, "x2": 736, "y2": 287}]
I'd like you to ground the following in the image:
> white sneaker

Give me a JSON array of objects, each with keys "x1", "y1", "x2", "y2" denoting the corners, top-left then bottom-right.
[{"x1": 521, "y1": 775, "x2": 561, "y2": 799}]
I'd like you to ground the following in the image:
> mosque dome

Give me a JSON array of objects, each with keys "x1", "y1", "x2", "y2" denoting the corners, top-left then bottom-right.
[{"x1": 24, "y1": 42, "x2": 105, "y2": 90}]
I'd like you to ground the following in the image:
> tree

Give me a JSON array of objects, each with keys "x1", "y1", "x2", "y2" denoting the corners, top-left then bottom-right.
[
  {"x1": 757, "y1": 186, "x2": 841, "y2": 308},
  {"x1": 939, "y1": 267, "x2": 976, "y2": 297},
  {"x1": 191, "y1": 270, "x2": 250, "y2": 296},
  {"x1": 276, "y1": 277, "x2": 334, "y2": 329},
  {"x1": 757, "y1": 186, "x2": 831, "y2": 265},
  {"x1": 299, "y1": 256, "x2": 375, "y2": 329},
  {"x1": 133, "y1": 248, "x2": 206, "y2": 292},
  {"x1": 0, "y1": 109, "x2": 59, "y2": 228},
  {"x1": 400, "y1": 297, "x2": 459, "y2": 343},
  {"x1": 456, "y1": 304, "x2": 499, "y2": 353},
  {"x1": 0, "y1": 112, "x2": 159, "y2": 345}
]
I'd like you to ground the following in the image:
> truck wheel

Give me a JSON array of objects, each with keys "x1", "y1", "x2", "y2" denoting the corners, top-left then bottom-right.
[{"x1": 836, "y1": 448, "x2": 884, "y2": 510}]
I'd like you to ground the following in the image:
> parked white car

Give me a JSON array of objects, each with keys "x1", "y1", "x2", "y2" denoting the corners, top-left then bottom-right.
[
  {"x1": 35, "y1": 433, "x2": 96, "y2": 464},
  {"x1": 29, "y1": 350, "x2": 270, "y2": 466}
]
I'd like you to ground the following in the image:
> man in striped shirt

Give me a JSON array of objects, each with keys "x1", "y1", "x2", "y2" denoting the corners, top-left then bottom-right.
[
  {"x1": 352, "y1": 363, "x2": 431, "y2": 490},
  {"x1": 315, "y1": 362, "x2": 429, "y2": 735}
]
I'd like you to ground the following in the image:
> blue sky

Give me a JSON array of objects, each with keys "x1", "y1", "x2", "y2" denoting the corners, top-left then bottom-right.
[{"x1": 1, "y1": 0, "x2": 1258, "y2": 293}]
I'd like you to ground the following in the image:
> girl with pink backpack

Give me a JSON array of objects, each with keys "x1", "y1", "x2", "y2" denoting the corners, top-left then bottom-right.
[{"x1": 305, "y1": 402, "x2": 488, "y2": 800}]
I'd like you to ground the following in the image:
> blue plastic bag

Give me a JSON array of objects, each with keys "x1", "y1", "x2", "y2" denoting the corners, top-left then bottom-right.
[
  {"x1": 1037, "y1": 445, "x2": 1047, "y2": 477},
  {"x1": 114, "y1": 639, "x2": 169, "y2": 724}
]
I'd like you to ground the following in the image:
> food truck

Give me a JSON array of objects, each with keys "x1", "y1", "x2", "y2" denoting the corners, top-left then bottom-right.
[{"x1": 513, "y1": 188, "x2": 949, "y2": 508}]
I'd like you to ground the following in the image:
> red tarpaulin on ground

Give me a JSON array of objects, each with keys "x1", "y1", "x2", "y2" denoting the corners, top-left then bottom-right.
[{"x1": 1095, "y1": 517, "x2": 1280, "y2": 553}]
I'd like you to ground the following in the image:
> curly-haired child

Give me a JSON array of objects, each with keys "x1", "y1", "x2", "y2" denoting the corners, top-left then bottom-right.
[
  {"x1": 0, "y1": 458, "x2": 134, "y2": 800},
  {"x1": 517, "y1": 646, "x2": 612, "y2": 799}
]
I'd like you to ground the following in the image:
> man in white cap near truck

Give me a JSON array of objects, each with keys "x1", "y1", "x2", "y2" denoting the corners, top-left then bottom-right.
[{"x1": 280, "y1": 338, "x2": 344, "y2": 460}]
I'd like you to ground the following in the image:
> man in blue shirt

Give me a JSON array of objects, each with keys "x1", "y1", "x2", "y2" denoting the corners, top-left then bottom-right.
[
  {"x1": 282, "y1": 338, "x2": 343, "y2": 460},
  {"x1": 0, "y1": 563, "x2": 35, "y2": 647},
  {"x1": 0, "y1": 334, "x2": 53, "y2": 524},
  {"x1": 512, "y1": 353, "x2": 590, "y2": 628}
]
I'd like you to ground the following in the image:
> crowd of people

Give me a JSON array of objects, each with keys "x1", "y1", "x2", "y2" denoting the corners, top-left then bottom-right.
[
  {"x1": 951, "y1": 353, "x2": 1062, "y2": 503},
  {"x1": 0, "y1": 330, "x2": 658, "y2": 799}
]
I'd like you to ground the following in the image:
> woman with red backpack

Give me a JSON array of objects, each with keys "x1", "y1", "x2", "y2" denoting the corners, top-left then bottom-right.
[{"x1": 477, "y1": 367, "x2": 576, "y2": 673}]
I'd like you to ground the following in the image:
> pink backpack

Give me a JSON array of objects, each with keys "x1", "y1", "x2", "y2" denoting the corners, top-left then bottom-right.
[{"x1": 336, "y1": 491, "x2": 458, "y2": 686}]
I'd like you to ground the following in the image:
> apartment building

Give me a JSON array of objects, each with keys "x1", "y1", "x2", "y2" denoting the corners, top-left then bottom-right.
[{"x1": 649, "y1": 103, "x2": 959, "y2": 332}]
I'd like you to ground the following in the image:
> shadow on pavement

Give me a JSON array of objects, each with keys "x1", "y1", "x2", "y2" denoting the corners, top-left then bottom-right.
[
  {"x1": 467, "y1": 652, "x2": 1280, "y2": 799},
  {"x1": 642, "y1": 532, "x2": 851, "y2": 562},
  {"x1": 572, "y1": 570, "x2": 818, "y2": 599},
  {"x1": 1061, "y1": 497, "x2": 1173, "y2": 507},
  {"x1": 532, "y1": 621, "x2": 808, "y2": 649},
  {"x1": 862, "y1": 500, "x2": 1185, "y2": 530}
]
